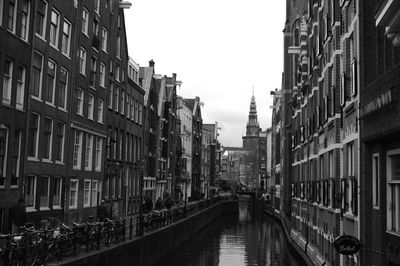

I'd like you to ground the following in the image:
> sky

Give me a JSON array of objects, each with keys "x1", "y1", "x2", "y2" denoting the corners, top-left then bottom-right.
[{"x1": 124, "y1": 1, "x2": 286, "y2": 147}]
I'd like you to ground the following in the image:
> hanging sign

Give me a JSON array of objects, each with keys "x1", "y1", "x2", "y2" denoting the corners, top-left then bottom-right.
[{"x1": 333, "y1": 235, "x2": 361, "y2": 255}]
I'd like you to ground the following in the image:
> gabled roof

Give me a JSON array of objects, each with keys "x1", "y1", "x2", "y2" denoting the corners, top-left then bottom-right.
[{"x1": 139, "y1": 66, "x2": 154, "y2": 106}]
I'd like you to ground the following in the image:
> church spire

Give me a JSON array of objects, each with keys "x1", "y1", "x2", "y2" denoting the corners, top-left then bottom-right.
[{"x1": 243, "y1": 92, "x2": 260, "y2": 148}]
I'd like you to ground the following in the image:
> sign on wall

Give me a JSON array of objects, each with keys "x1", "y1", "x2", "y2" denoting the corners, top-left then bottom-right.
[{"x1": 333, "y1": 235, "x2": 361, "y2": 255}]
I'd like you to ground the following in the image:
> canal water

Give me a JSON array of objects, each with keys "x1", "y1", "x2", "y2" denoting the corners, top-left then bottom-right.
[{"x1": 158, "y1": 196, "x2": 306, "y2": 266}]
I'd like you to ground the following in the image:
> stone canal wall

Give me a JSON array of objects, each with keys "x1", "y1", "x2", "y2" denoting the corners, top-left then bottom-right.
[{"x1": 61, "y1": 200, "x2": 238, "y2": 266}]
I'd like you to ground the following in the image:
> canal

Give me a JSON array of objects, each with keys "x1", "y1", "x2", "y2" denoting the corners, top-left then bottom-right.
[{"x1": 158, "y1": 196, "x2": 306, "y2": 266}]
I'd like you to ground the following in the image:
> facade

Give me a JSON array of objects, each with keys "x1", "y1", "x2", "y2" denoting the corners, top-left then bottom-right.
[
  {"x1": 360, "y1": 1, "x2": 400, "y2": 265},
  {"x1": 201, "y1": 126, "x2": 212, "y2": 198},
  {"x1": 258, "y1": 130, "x2": 267, "y2": 191},
  {"x1": 271, "y1": 91, "x2": 282, "y2": 210}
]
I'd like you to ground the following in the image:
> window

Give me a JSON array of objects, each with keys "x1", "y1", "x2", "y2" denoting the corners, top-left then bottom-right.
[
  {"x1": 69, "y1": 179, "x2": 78, "y2": 209},
  {"x1": 91, "y1": 180, "x2": 98, "y2": 206},
  {"x1": 20, "y1": 0, "x2": 30, "y2": 41},
  {"x1": 0, "y1": 1, "x2": 3, "y2": 27},
  {"x1": 347, "y1": 142, "x2": 354, "y2": 176},
  {"x1": 49, "y1": 10, "x2": 60, "y2": 48},
  {"x1": 351, "y1": 59, "x2": 357, "y2": 97},
  {"x1": 40, "y1": 176, "x2": 50, "y2": 209},
  {"x1": 55, "y1": 122, "x2": 65, "y2": 162},
  {"x1": 116, "y1": 35, "x2": 120, "y2": 58},
  {"x1": 99, "y1": 63, "x2": 105, "y2": 87},
  {"x1": 0, "y1": 127, "x2": 8, "y2": 188},
  {"x1": 28, "y1": 113, "x2": 39, "y2": 158},
  {"x1": 84, "y1": 180, "x2": 91, "y2": 207},
  {"x1": 95, "y1": 137, "x2": 102, "y2": 172},
  {"x1": 76, "y1": 88, "x2": 84, "y2": 115},
  {"x1": 94, "y1": 0, "x2": 100, "y2": 13},
  {"x1": 119, "y1": 131, "x2": 123, "y2": 159},
  {"x1": 45, "y1": 60, "x2": 56, "y2": 104},
  {"x1": 32, "y1": 52, "x2": 43, "y2": 98},
  {"x1": 121, "y1": 90, "x2": 125, "y2": 115},
  {"x1": 138, "y1": 104, "x2": 142, "y2": 125},
  {"x1": 93, "y1": 18, "x2": 99, "y2": 36},
  {"x1": 16, "y1": 66, "x2": 26, "y2": 110},
  {"x1": 88, "y1": 94, "x2": 94, "y2": 120},
  {"x1": 116, "y1": 65, "x2": 120, "y2": 81},
  {"x1": 35, "y1": 0, "x2": 47, "y2": 38},
  {"x1": 73, "y1": 131, "x2": 82, "y2": 169},
  {"x1": 79, "y1": 48, "x2": 87, "y2": 76},
  {"x1": 373, "y1": 153, "x2": 380, "y2": 209},
  {"x1": 42, "y1": 117, "x2": 53, "y2": 160},
  {"x1": 82, "y1": 8, "x2": 89, "y2": 35},
  {"x1": 10, "y1": 130, "x2": 21, "y2": 187},
  {"x1": 7, "y1": 0, "x2": 17, "y2": 33},
  {"x1": 97, "y1": 98, "x2": 104, "y2": 123},
  {"x1": 329, "y1": 151, "x2": 334, "y2": 178},
  {"x1": 126, "y1": 95, "x2": 130, "y2": 118},
  {"x1": 101, "y1": 27, "x2": 108, "y2": 52},
  {"x1": 130, "y1": 97, "x2": 134, "y2": 120},
  {"x1": 90, "y1": 57, "x2": 96, "y2": 87},
  {"x1": 61, "y1": 19, "x2": 71, "y2": 56},
  {"x1": 2, "y1": 59, "x2": 13, "y2": 105},
  {"x1": 58, "y1": 67, "x2": 68, "y2": 110},
  {"x1": 25, "y1": 176, "x2": 36, "y2": 209},
  {"x1": 84, "y1": 134, "x2": 93, "y2": 170},
  {"x1": 114, "y1": 86, "x2": 119, "y2": 111},
  {"x1": 53, "y1": 177, "x2": 61, "y2": 207},
  {"x1": 108, "y1": 83, "x2": 113, "y2": 108},
  {"x1": 387, "y1": 150, "x2": 400, "y2": 233}
]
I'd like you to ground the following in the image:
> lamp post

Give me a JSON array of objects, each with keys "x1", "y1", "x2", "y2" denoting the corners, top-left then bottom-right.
[{"x1": 136, "y1": 157, "x2": 146, "y2": 236}]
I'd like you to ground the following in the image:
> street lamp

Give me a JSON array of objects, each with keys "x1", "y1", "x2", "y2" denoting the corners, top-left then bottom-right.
[{"x1": 136, "y1": 157, "x2": 146, "y2": 236}]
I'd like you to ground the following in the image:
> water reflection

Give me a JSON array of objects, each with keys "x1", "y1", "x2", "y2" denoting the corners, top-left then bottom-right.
[{"x1": 159, "y1": 197, "x2": 305, "y2": 266}]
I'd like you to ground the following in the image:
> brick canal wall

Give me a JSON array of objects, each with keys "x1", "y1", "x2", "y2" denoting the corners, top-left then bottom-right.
[{"x1": 61, "y1": 200, "x2": 238, "y2": 266}]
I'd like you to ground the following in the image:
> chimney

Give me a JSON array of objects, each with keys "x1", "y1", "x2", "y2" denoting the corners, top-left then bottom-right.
[{"x1": 149, "y1": 60, "x2": 155, "y2": 67}]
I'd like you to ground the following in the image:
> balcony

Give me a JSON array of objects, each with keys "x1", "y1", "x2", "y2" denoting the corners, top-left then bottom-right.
[{"x1": 375, "y1": 0, "x2": 400, "y2": 46}]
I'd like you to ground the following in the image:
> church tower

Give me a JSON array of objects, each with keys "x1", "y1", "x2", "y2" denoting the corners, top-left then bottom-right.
[{"x1": 242, "y1": 92, "x2": 260, "y2": 149}]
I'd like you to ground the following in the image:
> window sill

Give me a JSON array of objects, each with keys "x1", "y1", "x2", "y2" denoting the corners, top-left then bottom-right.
[
  {"x1": 83, "y1": 205, "x2": 91, "y2": 208},
  {"x1": 386, "y1": 230, "x2": 400, "y2": 237},
  {"x1": 42, "y1": 159, "x2": 53, "y2": 164},
  {"x1": 16, "y1": 106, "x2": 25, "y2": 112},
  {"x1": 40, "y1": 207, "x2": 50, "y2": 211},
  {"x1": 58, "y1": 107, "x2": 67, "y2": 113},
  {"x1": 73, "y1": 167, "x2": 81, "y2": 171},
  {"x1": 45, "y1": 102, "x2": 56, "y2": 108},
  {"x1": 69, "y1": 206, "x2": 77, "y2": 210},
  {"x1": 2, "y1": 100, "x2": 11, "y2": 107},
  {"x1": 62, "y1": 53, "x2": 71, "y2": 60},
  {"x1": 55, "y1": 161, "x2": 65, "y2": 165},
  {"x1": 27, "y1": 157, "x2": 40, "y2": 162},
  {"x1": 35, "y1": 33, "x2": 47, "y2": 43},
  {"x1": 52, "y1": 206, "x2": 62, "y2": 210},
  {"x1": 50, "y1": 43, "x2": 59, "y2": 51},
  {"x1": 31, "y1": 96, "x2": 43, "y2": 102},
  {"x1": 26, "y1": 208, "x2": 37, "y2": 213}
]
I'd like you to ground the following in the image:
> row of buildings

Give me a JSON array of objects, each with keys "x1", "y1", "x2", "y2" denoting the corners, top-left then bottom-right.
[
  {"x1": 0, "y1": 0, "x2": 221, "y2": 232},
  {"x1": 268, "y1": 0, "x2": 400, "y2": 265}
]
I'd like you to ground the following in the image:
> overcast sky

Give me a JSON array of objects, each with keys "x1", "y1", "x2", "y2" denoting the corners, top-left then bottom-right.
[{"x1": 124, "y1": 1, "x2": 286, "y2": 147}]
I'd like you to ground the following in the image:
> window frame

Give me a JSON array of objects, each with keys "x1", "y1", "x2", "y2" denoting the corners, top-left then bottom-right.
[
  {"x1": 386, "y1": 148, "x2": 400, "y2": 234},
  {"x1": 0, "y1": 126, "x2": 9, "y2": 189},
  {"x1": 32, "y1": 51, "x2": 44, "y2": 100},
  {"x1": 101, "y1": 27, "x2": 108, "y2": 52},
  {"x1": 7, "y1": 0, "x2": 17, "y2": 33},
  {"x1": 91, "y1": 180, "x2": 98, "y2": 207},
  {"x1": 35, "y1": 0, "x2": 47, "y2": 39},
  {"x1": 84, "y1": 134, "x2": 93, "y2": 171},
  {"x1": 79, "y1": 47, "x2": 87, "y2": 75},
  {"x1": 76, "y1": 88, "x2": 84, "y2": 116},
  {"x1": 372, "y1": 153, "x2": 380, "y2": 209},
  {"x1": 99, "y1": 62, "x2": 105, "y2": 87},
  {"x1": 25, "y1": 175, "x2": 37, "y2": 211},
  {"x1": 83, "y1": 179, "x2": 91, "y2": 207},
  {"x1": 53, "y1": 177, "x2": 62, "y2": 208},
  {"x1": 82, "y1": 7, "x2": 89, "y2": 36},
  {"x1": 42, "y1": 117, "x2": 53, "y2": 162},
  {"x1": 72, "y1": 130, "x2": 82, "y2": 170},
  {"x1": 49, "y1": 9, "x2": 60, "y2": 49},
  {"x1": 55, "y1": 121, "x2": 65, "y2": 163},
  {"x1": 39, "y1": 176, "x2": 50, "y2": 210},
  {"x1": 87, "y1": 93, "x2": 94, "y2": 120},
  {"x1": 20, "y1": 0, "x2": 30, "y2": 41},
  {"x1": 69, "y1": 179, "x2": 78, "y2": 209},
  {"x1": 16, "y1": 65, "x2": 26, "y2": 110},
  {"x1": 45, "y1": 59, "x2": 56, "y2": 105},
  {"x1": 58, "y1": 67, "x2": 68, "y2": 111},
  {"x1": 95, "y1": 137, "x2": 102, "y2": 172},
  {"x1": 61, "y1": 19, "x2": 72, "y2": 57},
  {"x1": 2, "y1": 59, "x2": 13, "y2": 106},
  {"x1": 27, "y1": 113, "x2": 40, "y2": 160},
  {"x1": 97, "y1": 98, "x2": 104, "y2": 123}
]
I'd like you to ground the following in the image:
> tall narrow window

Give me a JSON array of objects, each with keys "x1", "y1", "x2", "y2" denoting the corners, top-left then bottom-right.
[
  {"x1": 61, "y1": 19, "x2": 71, "y2": 56},
  {"x1": 40, "y1": 176, "x2": 50, "y2": 209},
  {"x1": 114, "y1": 86, "x2": 119, "y2": 111},
  {"x1": 88, "y1": 94, "x2": 94, "y2": 120},
  {"x1": 79, "y1": 47, "x2": 87, "y2": 75},
  {"x1": 25, "y1": 176, "x2": 36, "y2": 209},
  {"x1": 58, "y1": 67, "x2": 68, "y2": 110},
  {"x1": 53, "y1": 177, "x2": 62, "y2": 207},
  {"x1": 90, "y1": 57, "x2": 97, "y2": 87},
  {"x1": 20, "y1": 0, "x2": 30, "y2": 41},
  {"x1": 387, "y1": 151, "x2": 400, "y2": 233},
  {"x1": 0, "y1": 127, "x2": 8, "y2": 188},
  {"x1": 116, "y1": 65, "x2": 120, "y2": 81},
  {"x1": 69, "y1": 179, "x2": 78, "y2": 208},
  {"x1": 92, "y1": 18, "x2": 99, "y2": 36},
  {"x1": 82, "y1": 8, "x2": 89, "y2": 35},
  {"x1": 73, "y1": 131, "x2": 82, "y2": 169},
  {"x1": 121, "y1": 90, "x2": 125, "y2": 115},
  {"x1": 116, "y1": 35, "x2": 121, "y2": 58},
  {"x1": 7, "y1": 0, "x2": 17, "y2": 33},
  {"x1": 138, "y1": 104, "x2": 143, "y2": 125},
  {"x1": 95, "y1": 137, "x2": 102, "y2": 172},
  {"x1": 372, "y1": 153, "x2": 380, "y2": 209},
  {"x1": 101, "y1": 27, "x2": 108, "y2": 52},
  {"x1": 32, "y1": 52, "x2": 43, "y2": 98},
  {"x1": 347, "y1": 142, "x2": 354, "y2": 176},
  {"x1": 2, "y1": 60, "x2": 13, "y2": 105},
  {"x1": 97, "y1": 98, "x2": 104, "y2": 123},
  {"x1": 35, "y1": 0, "x2": 47, "y2": 38},
  {"x1": 49, "y1": 10, "x2": 60, "y2": 48},
  {"x1": 108, "y1": 83, "x2": 113, "y2": 108},
  {"x1": 16, "y1": 66, "x2": 26, "y2": 110},
  {"x1": 42, "y1": 117, "x2": 53, "y2": 160},
  {"x1": 94, "y1": 0, "x2": 100, "y2": 13},
  {"x1": 45, "y1": 60, "x2": 56, "y2": 104},
  {"x1": 76, "y1": 88, "x2": 84, "y2": 115},
  {"x1": 28, "y1": 113, "x2": 39, "y2": 158},
  {"x1": 91, "y1": 180, "x2": 98, "y2": 206},
  {"x1": 99, "y1": 63, "x2": 105, "y2": 87},
  {"x1": 84, "y1": 134, "x2": 93, "y2": 170},
  {"x1": 11, "y1": 130, "x2": 21, "y2": 187},
  {"x1": 84, "y1": 180, "x2": 91, "y2": 207},
  {"x1": 55, "y1": 122, "x2": 65, "y2": 162}
]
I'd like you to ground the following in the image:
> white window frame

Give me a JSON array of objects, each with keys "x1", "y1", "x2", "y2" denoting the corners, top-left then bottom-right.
[
  {"x1": 35, "y1": 0, "x2": 47, "y2": 39},
  {"x1": 0, "y1": 126, "x2": 9, "y2": 189},
  {"x1": 91, "y1": 180, "x2": 98, "y2": 207},
  {"x1": 27, "y1": 113, "x2": 40, "y2": 160},
  {"x1": 20, "y1": 0, "x2": 30, "y2": 41},
  {"x1": 32, "y1": 51, "x2": 43, "y2": 100},
  {"x1": 82, "y1": 7, "x2": 89, "y2": 35},
  {"x1": 88, "y1": 93, "x2": 94, "y2": 120},
  {"x1": 108, "y1": 83, "x2": 113, "y2": 109},
  {"x1": 116, "y1": 35, "x2": 121, "y2": 58},
  {"x1": 79, "y1": 47, "x2": 87, "y2": 75},
  {"x1": 61, "y1": 19, "x2": 72, "y2": 57},
  {"x1": 84, "y1": 134, "x2": 93, "y2": 171},
  {"x1": 115, "y1": 86, "x2": 119, "y2": 111},
  {"x1": 0, "y1": 0, "x2": 3, "y2": 27},
  {"x1": 25, "y1": 175, "x2": 37, "y2": 211},
  {"x1": 69, "y1": 179, "x2": 78, "y2": 209},
  {"x1": 55, "y1": 122, "x2": 65, "y2": 164},
  {"x1": 2, "y1": 59, "x2": 13, "y2": 105},
  {"x1": 7, "y1": 0, "x2": 17, "y2": 34},
  {"x1": 101, "y1": 27, "x2": 108, "y2": 52},
  {"x1": 387, "y1": 148, "x2": 400, "y2": 234},
  {"x1": 40, "y1": 176, "x2": 50, "y2": 210},
  {"x1": 45, "y1": 60, "x2": 56, "y2": 105},
  {"x1": 347, "y1": 142, "x2": 354, "y2": 176},
  {"x1": 58, "y1": 67, "x2": 68, "y2": 111},
  {"x1": 95, "y1": 137, "x2": 102, "y2": 172},
  {"x1": 97, "y1": 98, "x2": 104, "y2": 123},
  {"x1": 116, "y1": 65, "x2": 120, "y2": 82},
  {"x1": 372, "y1": 153, "x2": 380, "y2": 209},
  {"x1": 16, "y1": 66, "x2": 26, "y2": 110},
  {"x1": 53, "y1": 177, "x2": 62, "y2": 208},
  {"x1": 49, "y1": 9, "x2": 60, "y2": 49},
  {"x1": 42, "y1": 117, "x2": 53, "y2": 162},
  {"x1": 73, "y1": 131, "x2": 82, "y2": 170},
  {"x1": 11, "y1": 130, "x2": 21, "y2": 188},
  {"x1": 99, "y1": 62, "x2": 105, "y2": 87},
  {"x1": 83, "y1": 179, "x2": 91, "y2": 207},
  {"x1": 76, "y1": 88, "x2": 84, "y2": 116},
  {"x1": 94, "y1": 0, "x2": 100, "y2": 14}
]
